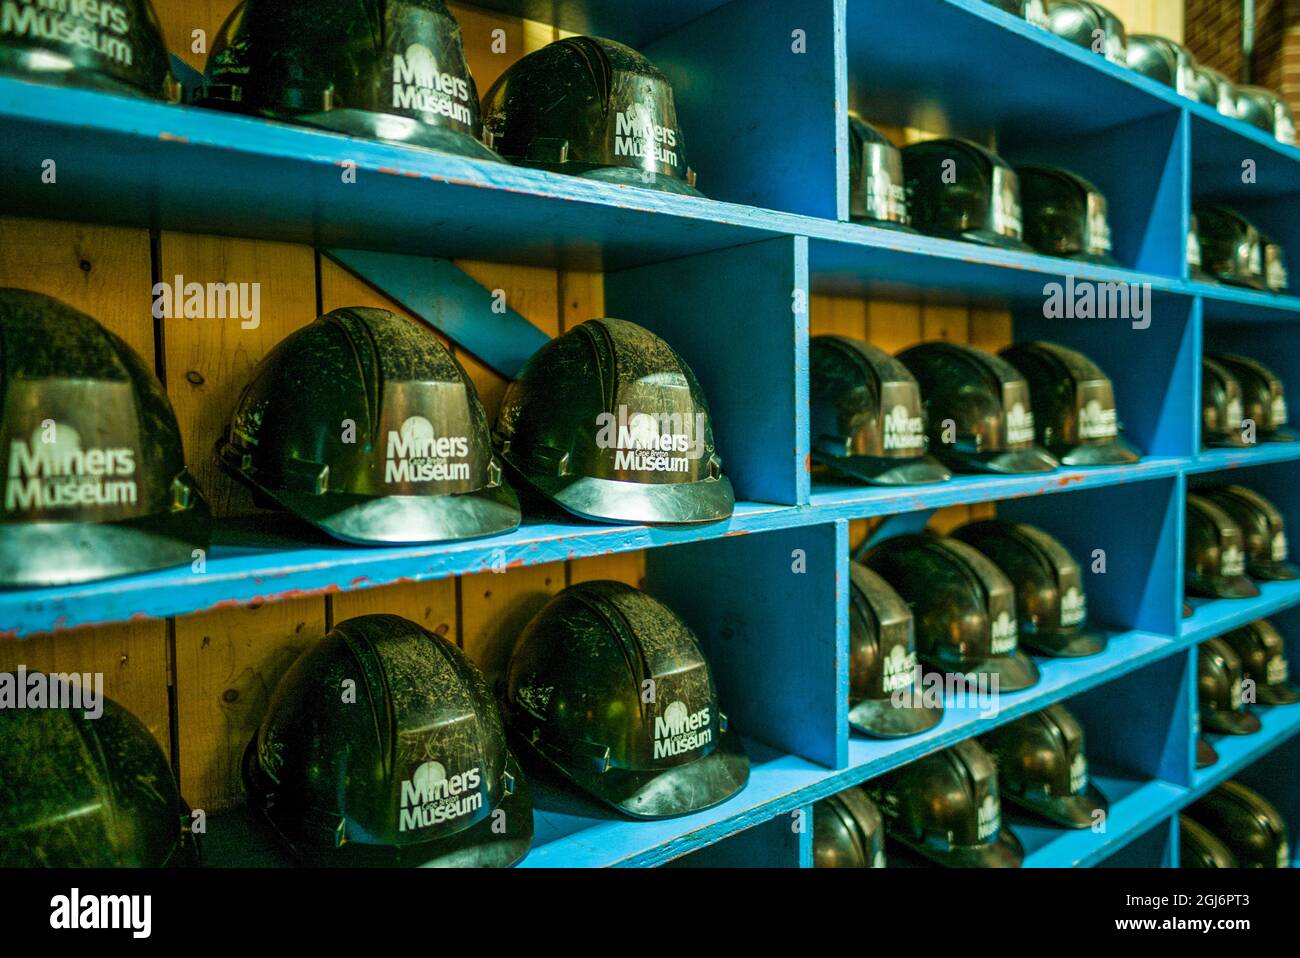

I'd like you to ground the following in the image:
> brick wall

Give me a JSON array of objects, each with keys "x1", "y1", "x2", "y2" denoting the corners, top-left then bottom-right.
[{"x1": 1183, "y1": 0, "x2": 1300, "y2": 117}]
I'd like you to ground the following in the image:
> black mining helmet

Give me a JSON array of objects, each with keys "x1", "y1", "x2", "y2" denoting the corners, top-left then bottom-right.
[
  {"x1": 482, "y1": 35, "x2": 699, "y2": 196},
  {"x1": 0, "y1": 0, "x2": 177, "y2": 101},
  {"x1": 493, "y1": 317, "x2": 734, "y2": 525},
  {"x1": 809, "y1": 335, "x2": 951, "y2": 486},
  {"x1": 953, "y1": 518, "x2": 1107, "y2": 658},
  {"x1": 981, "y1": 703, "x2": 1109, "y2": 829},
  {"x1": 1198, "y1": 636, "x2": 1262, "y2": 736},
  {"x1": 863, "y1": 533, "x2": 1041, "y2": 692},
  {"x1": 1194, "y1": 205, "x2": 1267, "y2": 290},
  {"x1": 1185, "y1": 493, "x2": 1260, "y2": 600},
  {"x1": 1016, "y1": 166, "x2": 1117, "y2": 265},
  {"x1": 0, "y1": 288, "x2": 210, "y2": 588},
  {"x1": 1193, "y1": 64, "x2": 1240, "y2": 118},
  {"x1": 502, "y1": 580, "x2": 749, "y2": 820},
  {"x1": 244, "y1": 614, "x2": 533, "y2": 867},
  {"x1": 1000, "y1": 340, "x2": 1140, "y2": 466},
  {"x1": 1203, "y1": 485, "x2": 1299, "y2": 581},
  {"x1": 980, "y1": 0, "x2": 1050, "y2": 28},
  {"x1": 1209, "y1": 354, "x2": 1294, "y2": 442},
  {"x1": 1201, "y1": 356, "x2": 1248, "y2": 448},
  {"x1": 200, "y1": 0, "x2": 500, "y2": 160},
  {"x1": 1126, "y1": 34, "x2": 1199, "y2": 99},
  {"x1": 0, "y1": 678, "x2": 199, "y2": 867},
  {"x1": 863, "y1": 739, "x2": 1025, "y2": 868},
  {"x1": 847, "y1": 114, "x2": 913, "y2": 230},
  {"x1": 1189, "y1": 781, "x2": 1291, "y2": 868},
  {"x1": 1180, "y1": 814, "x2": 1238, "y2": 867},
  {"x1": 813, "y1": 789, "x2": 887, "y2": 868},
  {"x1": 1235, "y1": 86, "x2": 1297, "y2": 146},
  {"x1": 216, "y1": 307, "x2": 520, "y2": 545},
  {"x1": 1221, "y1": 619, "x2": 1300, "y2": 706},
  {"x1": 1044, "y1": 1, "x2": 1127, "y2": 65},
  {"x1": 848, "y1": 562, "x2": 944, "y2": 738},
  {"x1": 901, "y1": 138, "x2": 1033, "y2": 251},
  {"x1": 898, "y1": 341, "x2": 1060, "y2": 475}
]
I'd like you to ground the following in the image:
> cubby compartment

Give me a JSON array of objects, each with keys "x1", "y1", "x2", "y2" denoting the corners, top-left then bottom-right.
[
  {"x1": 1232, "y1": 733, "x2": 1300, "y2": 866},
  {"x1": 665, "y1": 810, "x2": 811, "y2": 867},
  {"x1": 1097, "y1": 819, "x2": 1178, "y2": 867}
]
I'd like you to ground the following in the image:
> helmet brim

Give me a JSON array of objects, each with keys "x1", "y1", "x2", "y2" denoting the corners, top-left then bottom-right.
[
  {"x1": 0, "y1": 478, "x2": 210, "y2": 588},
  {"x1": 566, "y1": 722, "x2": 751, "y2": 820},
  {"x1": 1069, "y1": 251, "x2": 1122, "y2": 268},
  {"x1": 292, "y1": 109, "x2": 505, "y2": 162},
  {"x1": 268, "y1": 480, "x2": 522, "y2": 545},
  {"x1": 1247, "y1": 559, "x2": 1300, "y2": 581},
  {"x1": 1008, "y1": 782, "x2": 1109, "y2": 829},
  {"x1": 1218, "y1": 274, "x2": 1270, "y2": 292},
  {"x1": 850, "y1": 216, "x2": 921, "y2": 234},
  {"x1": 945, "y1": 446, "x2": 1060, "y2": 475},
  {"x1": 908, "y1": 827, "x2": 1025, "y2": 868},
  {"x1": 1201, "y1": 707, "x2": 1262, "y2": 735},
  {"x1": 1021, "y1": 625, "x2": 1108, "y2": 658},
  {"x1": 1188, "y1": 574, "x2": 1261, "y2": 599},
  {"x1": 1196, "y1": 736, "x2": 1220, "y2": 768},
  {"x1": 578, "y1": 165, "x2": 705, "y2": 197},
  {"x1": 1059, "y1": 437, "x2": 1142, "y2": 466},
  {"x1": 815, "y1": 451, "x2": 953, "y2": 486},
  {"x1": 1202, "y1": 433, "x2": 1252, "y2": 448},
  {"x1": 1257, "y1": 682, "x2": 1300, "y2": 706},
  {"x1": 960, "y1": 229, "x2": 1036, "y2": 253},
  {"x1": 1262, "y1": 428, "x2": 1299, "y2": 443},
  {"x1": 939, "y1": 650, "x2": 1041, "y2": 693},
  {"x1": 525, "y1": 472, "x2": 736, "y2": 526},
  {"x1": 848, "y1": 695, "x2": 944, "y2": 739}
]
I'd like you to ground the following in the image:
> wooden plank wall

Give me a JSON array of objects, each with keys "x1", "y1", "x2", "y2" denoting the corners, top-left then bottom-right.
[{"x1": 0, "y1": 0, "x2": 643, "y2": 815}]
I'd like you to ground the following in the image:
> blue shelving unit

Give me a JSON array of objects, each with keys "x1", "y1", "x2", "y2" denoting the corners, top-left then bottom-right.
[{"x1": 2, "y1": 0, "x2": 1299, "y2": 867}]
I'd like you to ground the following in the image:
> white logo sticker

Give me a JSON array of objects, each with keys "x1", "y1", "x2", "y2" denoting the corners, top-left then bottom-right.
[
  {"x1": 398, "y1": 760, "x2": 482, "y2": 832},
  {"x1": 613, "y1": 104, "x2": 679, "y2": 170},
  {"x1": 882, "y1": 644, "x2": 917, "y2": 693},
  {"x1": 385, "y1": 416, "x2": 470, "y2": 483},
  {"x1": 1060, "y1": 585, "x2": 1086, "y2": 627},
  {"x1": 5, "y1": 424, "x2": 137, "y2": 512},
  {"x1": 1006, "y1": 402, "x2": 1035, "y2": 445},
  {"x1": 883, "y1": 404, "x2": 925, "y2": 452},
  {"x1": 977, "y1": 793, "x2": 1001, "y2": 840},
  {"x1": 653, "y1": 700, "x2": 712, "y2": 759},
  {"x1": 1079, "y1": 398, "x2": 1118, "y2": 440},
  {"x1": 392, "y1": 43, "x2": 472, "y2": 123},
  {"x1": 990, "y1": 610, "x2": 1018, "y2": 655},
  {"x1": 1221, "y1": 544, "x2": 1246, "y2": 578},
  {"x1": 1069, "y1": 753, "x2": 1088, "y2": 794}
]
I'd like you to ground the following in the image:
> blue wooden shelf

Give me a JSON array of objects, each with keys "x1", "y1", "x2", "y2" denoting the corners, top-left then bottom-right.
[
  {"x1": 1191, "y1": 703, "x2": 1300, "y2": 797},
  {"x1": 1181, "y1": 580, "x2": 1300, "y2": 644},
  {"x1": 1186, "y1": 445, "x2": 1300, "y2": 475}
]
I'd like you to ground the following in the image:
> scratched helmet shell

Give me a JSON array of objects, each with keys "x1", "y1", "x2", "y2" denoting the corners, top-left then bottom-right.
[
  {"x1": 813, "y1": 789, "x2": 887, "y2": 868},
  {"x1": 1202, "y1": 485, "x2": 1300, "y2": 581},
  {"x1": 847, "y1": 115, "x2": 914, "y2": 230},
  {"x1": 1220, "y1": 619, "x2": 1300, "y2": 707},
  {"x1": 1207, "y1": 355, "x2": 1294, "y2": 443},
  {"x1": 902, "y1": 138, "x2": 1033, "y2": 251},
  {"x1": 1016, "y1": 166, "x2": 1117, "y2": 265},
  {"x1": 1194, "y1": 205, "x2": 1267, "y2": 290},
  {"x1": 1186, "y1": 493, "x2": 1260, "y2": 600},
  {"x1": 1187, "y1": 780, "x2": 1291, "y2": 868},
  {"x1": 1198, "y1": 636, "x2": 1262, "y2": 736},
  {"x1": 1180, "y1": 814, "x2": 1237, "y2": 867},
  {"x1": 1201, "y1": 357, "x2": 1249, "y2": 448}
]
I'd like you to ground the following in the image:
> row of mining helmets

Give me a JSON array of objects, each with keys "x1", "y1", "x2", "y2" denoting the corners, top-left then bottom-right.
[
  {"x1": 218, "y1": 310, "x2": 733, "y2": 545},
  {"x1": 810, "y1": 338, "x2": 1137, "y2": 486},
  {"x1": 195, "y1": 2, "x2": 701, "y2": 195},
  {"x1": 1185, "y1": 485, "x2": 1299, "y2": 603},
  {"x1": 1201, "y1": 354, "x2": 1293, "y2": 448},
  {"x1": 0, "y1": 674, "x2": 199, "y2": 867},
  {"x1": 1181, "y1": 780, "x2": 1292, "y2": 868},
  {"x1": 0, "y1": 289, "x2": 211, "y2": 589},
  {"x1": 1195, "y1": 621, "x2": 1300, "y2": 767},
  {"x1": 1193, "y1": 205, "x2": 1289, "y2": 293},
  {"x1": 1026, "y1": 2, "x2": 1298, "y2": 147},
  {"x1": 847, "y1": 121, "x2": 1118, "y2": 266}
]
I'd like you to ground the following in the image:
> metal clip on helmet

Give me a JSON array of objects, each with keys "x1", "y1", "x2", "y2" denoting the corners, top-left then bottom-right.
[
  {"x1": 502, "y1": 581, "x2": 749, "y2": 819},
  {"x1": 1186, "y1": 493, "x2": 1259, "y2": 599},
  {"x1": 494, "y1": 318, "x2": 734, "y2": 525},
  {"x1": 217, "y1": 307, "x2": 519, "y2": 545},
  {"x1": 1180, "y1": 814, "x2": 1238, "y2": 867},
  {"x1": 1044, "y1": 1, "x2": 1127, "y2": 64},
  {"x1": 1126, "y1": 34, "x2": 1199, "y2": 98},
  {"x1": 1201, "y1": 357, "x2": 1248, "y2": 447},
  {"x1": 847, "y1": 115, "x2": 913, "y2": 230},
  {"x1": 482, "y1": 36, "x2": 699, "y2": 196},
  {"x1": 1221, "y1": 619, "x2": 1300, "y2": 706},
  {"x1": 1198, "y1": 636, "x2": 1262, "y2": 735},
  {"x1": 200, "y1": 0, "x2": 499, "y2": 160},
  {"x1": 244, "y1": 614, "x2": 532, "y2": 866},
  {"x1": 1235, "y1": 86, "x2": 1297, "y2": 146},
  {"x1": 1207, "y1": 355, "x2": 1293, "y2": 442},
  {"x1": 898, "y1": 341, "x2": 1060, "y2": 474},
  {"x1": 1193, "y1": 64, "x2": 1239, "y2": 118},
  {"x1": 0, "y1": 678, "x2": 198, "y2": 867},
  {"x1": 0, "y1": 0, "x2": 177, "y2": 100},
  {"x1": 864, "y1": 739, "x2": 1024, "y2": 867},
  {"x1": 848, "y1": 563, "x2": 944, "y2": 737},
  {"x1": 809, "y1": 336, "x2": 951, "y2": 486},
  {"x1": 863, "y1": 534, "x2": 1040, "y2": 691},
  {"x1": 1016, "y1": 166, "x2": 1117, "y2": 265},
  {"x1": 1189, "y1": 781, "x2": 1291, "y2": 868},
  {"x1": 981, "y1": 703, "x2": 1109, "y2": 828},
  {"x1": 1194, "y1": 205, "x2": 1267, "y2": 289},
  {"x1": 1204, "y1": 485, "x2": 1299, "y2": 581},
  {"x1": 953, "y1": 519, "x2": 1106, "y2": 658},
  {"x1": 813, "y1": 789, "x2": 887, "y2": 868},
  {"x1": 1000, "y1": 340, "x2": 1140, "y2": 465},
  {"x1": 901, "y1": 138, "x2": 1032, "y2": 251},
  {"x1": 0, "y1": 289, "x2": 210, "y2": 588}
]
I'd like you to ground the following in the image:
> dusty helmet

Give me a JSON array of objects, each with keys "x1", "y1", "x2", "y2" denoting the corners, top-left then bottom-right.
[
  {"x1": 813, "y1": 789, "x2": 887, "y2": 868},
  {"x1": 847, "y1": 114, "x2": 912, "y2": 230},
  {"x1": 1180, "y1": 814, "x2": 1237, "y2": 867},
  {"x1": 1016, "y1": 166, "x2": 1116, "y2": 265},
  {"x1": 216, "y1": 306, "x2": 520, "y2": 545},
  {"x1": 1187, "y1": 781, "x2": 1291, "y2": 868},
  {"x1": 1185, "y1": 493, "x2": 1259, "y2": 599},
  {"x1": 1220, "y1": 620, "x2": 1300, "y2": 706},
  {"x1": 809, "y1": 336, "x2": 951, "y2": 485},
  {"x1": 244, "y1": 614, "x2": 532, "y2": 866},
  {"x1": 0, "y1": 288, "x2": 210, "y2": 588},
  {"x1": 502, "y1": 581, "x2": 749, "y2": 819},
  {"x1": 1202, "y1": 485, "x2": 1299, "y2": 581},
  {"x1": 1201, "y1": 356, "x2": 1248, "y2": 448},
  {"x1": 1194, "y1": 205, "x2": 1267, "y2": 290},
  {"x1": 901, "y1": 138, "x2": 1032, "y2": 251},
  {"x1": 1198, "y1": 636, "x2": 1262, "y2": 735},
  {"x1": 1207, "y1": 354, "x2": 1293, "y2": 443}
]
